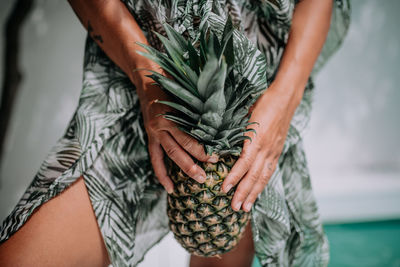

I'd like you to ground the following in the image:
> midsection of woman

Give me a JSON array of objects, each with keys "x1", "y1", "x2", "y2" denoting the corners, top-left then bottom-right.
[{"x1": 0, "y1": 0, "x2": 351, "y2": 266}]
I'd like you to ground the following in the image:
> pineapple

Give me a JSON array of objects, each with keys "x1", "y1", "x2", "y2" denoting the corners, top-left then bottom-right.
[{"x1": 136, "y1": 17, "x2": 265, "y2": 257}]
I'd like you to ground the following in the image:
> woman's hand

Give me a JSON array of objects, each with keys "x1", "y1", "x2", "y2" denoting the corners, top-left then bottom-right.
[
  {"x1": 137, "y1": 73, "x2": 219, "y2": 194},
  {"x1": 222, "y1": 81, "x2": 303, "y2": 212},
  {"x1": 221, "y1": 0, "x2": 334, "y2": 212},
  {"x1": 68, "y1": 0, "x2": 219, "y2": 194}
]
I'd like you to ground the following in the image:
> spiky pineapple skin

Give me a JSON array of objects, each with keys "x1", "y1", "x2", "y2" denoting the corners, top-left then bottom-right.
[{"x1": 166, "y1": 155, "x2": 250, "y2": 257}]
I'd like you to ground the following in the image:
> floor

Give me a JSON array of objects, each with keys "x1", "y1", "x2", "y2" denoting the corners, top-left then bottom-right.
[{"x1": 252, "y1": 220, "x2": 400, "y2": 267}]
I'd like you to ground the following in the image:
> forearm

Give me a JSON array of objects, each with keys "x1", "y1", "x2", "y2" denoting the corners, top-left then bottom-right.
[
  {"x1": 225, "y1": 1, "x2": 334, "y2": 210},
  {"x1": 67, "y1": 0, "x2": 166, "y2": 106},
  {"x1": 272, "y1": 0, "x2": 333, "y2": 105}
]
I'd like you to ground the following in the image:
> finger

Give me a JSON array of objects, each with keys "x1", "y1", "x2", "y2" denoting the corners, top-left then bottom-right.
[
  {"x1": 169, "y1": 127, "x2": 218, "y2": 163},
  {"x1": 242, "y1": 182, "x2": 265, "y2": 212},
  {"x1": 160, "y1": 131, "x2": 206, "y2": 183},
  {"x1": 149, "y1": 141, "x2": 174, "y2": 194},
  {"x1": 242, "y1": 161, "x2": 275, "y2": 212},
  {"x1": 230, "y1": 156, "x2": 264, "y2": 211},
  {"x1": 222, "y1": 140, "x2": 259, "y2": 193}
]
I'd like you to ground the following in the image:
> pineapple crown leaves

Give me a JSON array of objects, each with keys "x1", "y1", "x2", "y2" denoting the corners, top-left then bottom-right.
[{"x1": 135, "y1": 16, "x2": 262, "y2": 156}]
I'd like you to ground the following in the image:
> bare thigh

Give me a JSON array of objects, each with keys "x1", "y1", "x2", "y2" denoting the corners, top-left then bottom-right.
[
  {"x1": 0, "y1": 176, "x2": 110, "y2": 267},
  {"x1": 189, "y1": 220, "x2": 255, "y2": 267}
]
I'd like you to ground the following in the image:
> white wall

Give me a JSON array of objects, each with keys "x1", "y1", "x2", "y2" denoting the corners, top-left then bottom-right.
[{"x1": 304, "y1": 0, "x2": 400, "y2": 223}]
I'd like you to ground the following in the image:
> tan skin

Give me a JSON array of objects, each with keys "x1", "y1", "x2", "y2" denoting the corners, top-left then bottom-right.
[{"x1": 0, "y1": 0, "x2": 332, "y2": 266}]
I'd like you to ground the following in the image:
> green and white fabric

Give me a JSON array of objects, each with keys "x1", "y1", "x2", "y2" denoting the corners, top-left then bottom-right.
[{"x1": 0, "y1": 0, "x2": 351, "y2": 266}]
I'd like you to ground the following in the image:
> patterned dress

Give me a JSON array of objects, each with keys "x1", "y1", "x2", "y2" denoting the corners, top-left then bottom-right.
[{"x1": 0, "y1": 0, "x2": 351, "y2": 266}]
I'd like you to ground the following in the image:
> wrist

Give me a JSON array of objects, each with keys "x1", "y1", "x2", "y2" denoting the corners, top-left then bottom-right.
[
  {"x1": 266, "y1": 78, "x2": 305, "y2": 111},
  {"x1": 134, "y1": 76, "x2": 172, "y2": 120},
  {"x1": 127, "y1": 58, "x2": 161, "y2": 85},
  {"x1": 272, "y1": 59, "x2": 310, "y2": 104}
]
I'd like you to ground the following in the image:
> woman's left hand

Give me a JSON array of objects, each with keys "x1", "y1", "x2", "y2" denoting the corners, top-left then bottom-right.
[
  {"x1": 220, "y1": 0, "x2": 333, "y2": 213},
  {"x1": 222, "y1": 81, "x2": 304, "y2": 212}
]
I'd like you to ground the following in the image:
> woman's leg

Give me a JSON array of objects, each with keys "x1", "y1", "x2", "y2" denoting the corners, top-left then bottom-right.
[
  {"x1": 0, "y1": 176, "x2": 110, "y2": 267},
  {"x1": 189, "y1": 220, "x2": 255, "y2": 267}
]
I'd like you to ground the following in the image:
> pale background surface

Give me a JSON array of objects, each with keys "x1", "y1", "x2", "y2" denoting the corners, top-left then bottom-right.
[{"x1": 0, "y1": 1, "x2": 399, "y2": 266}]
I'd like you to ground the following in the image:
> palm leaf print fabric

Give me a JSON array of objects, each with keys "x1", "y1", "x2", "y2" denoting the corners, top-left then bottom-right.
[{"x1": 0, "y1": 0, "x2": 351, "y2": 266}]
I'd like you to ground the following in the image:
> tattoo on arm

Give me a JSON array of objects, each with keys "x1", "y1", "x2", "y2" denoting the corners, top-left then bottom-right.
[{"x1": 87, "y1": 20, "x2": 104, "y2": 44}]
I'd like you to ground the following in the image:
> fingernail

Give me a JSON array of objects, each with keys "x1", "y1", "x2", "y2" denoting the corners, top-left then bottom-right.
[
  {"x1": 234, "y1": 201, "x2": 242, "y2": 211},
  {"x1": 244, "y1": 202, "x2": 252, "y2": 211},
  {"x1": 195, "y1": 174, "x2": 205, "y2": 183},
  {"x1": 166, "y1": 186, "x2": 174, "y2": 194},
  {"x1": 208, "y1": 154, "x2": 219, "y2": 163},
  {"x1": 224, "y1": 184, "x2": 233, "y2": 193}
]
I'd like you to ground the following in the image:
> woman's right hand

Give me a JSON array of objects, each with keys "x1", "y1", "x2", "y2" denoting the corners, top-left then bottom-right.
[
  {"x1": 136, "y1": 73, "x2": 219, "y2": 194},
  {"x1": 67, "y1": 0, "x2": 217, "y2": 194}
]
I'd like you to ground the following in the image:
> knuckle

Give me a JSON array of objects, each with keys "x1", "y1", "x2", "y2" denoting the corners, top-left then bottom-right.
[
  {"x1": 246, "y1": 193, "x2": 257, "y2": 204},
  {"x1": 254, "y1": 142, "x2": 263, "y2": 151},
  {"x1": 147, "y1": 118, "x2": 159, "y2": 132},
  {"x1": 147, "y1": 117, "x2": 170, "y2": 134},
  {"x1": 228, "y1": 173, "x2": 240, "y2": 184},
  {"x1": 181, "y1": 136, "x2": 207, "y2": 161},
  {"x1": 241, "y1": 156, "x2": 252, "y2": 169},
  {"x1": 236, "y1": 183, "x2": 251, "y2": 198},
  {"x1": 165, "y1": 146, "x2": 179, "y2": 158},
  {"x1": 260, "y1": 175, "x2": 269, "y2": 185},
  {"x1": 181, "y1": 135, "x2": 193, "y2": 149},
  {"x1": 183, "y1": 164, "x2": 198, "y2": 177},
  {"x1": 234, "y1": 190, "x2": 247, "y2": 202},
  {"x1": 249, "y1": 173, "x2": 259, "y2": 183},
  {"x1": 264, "y1": 150, "x2": 272, "y2": 158}
]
